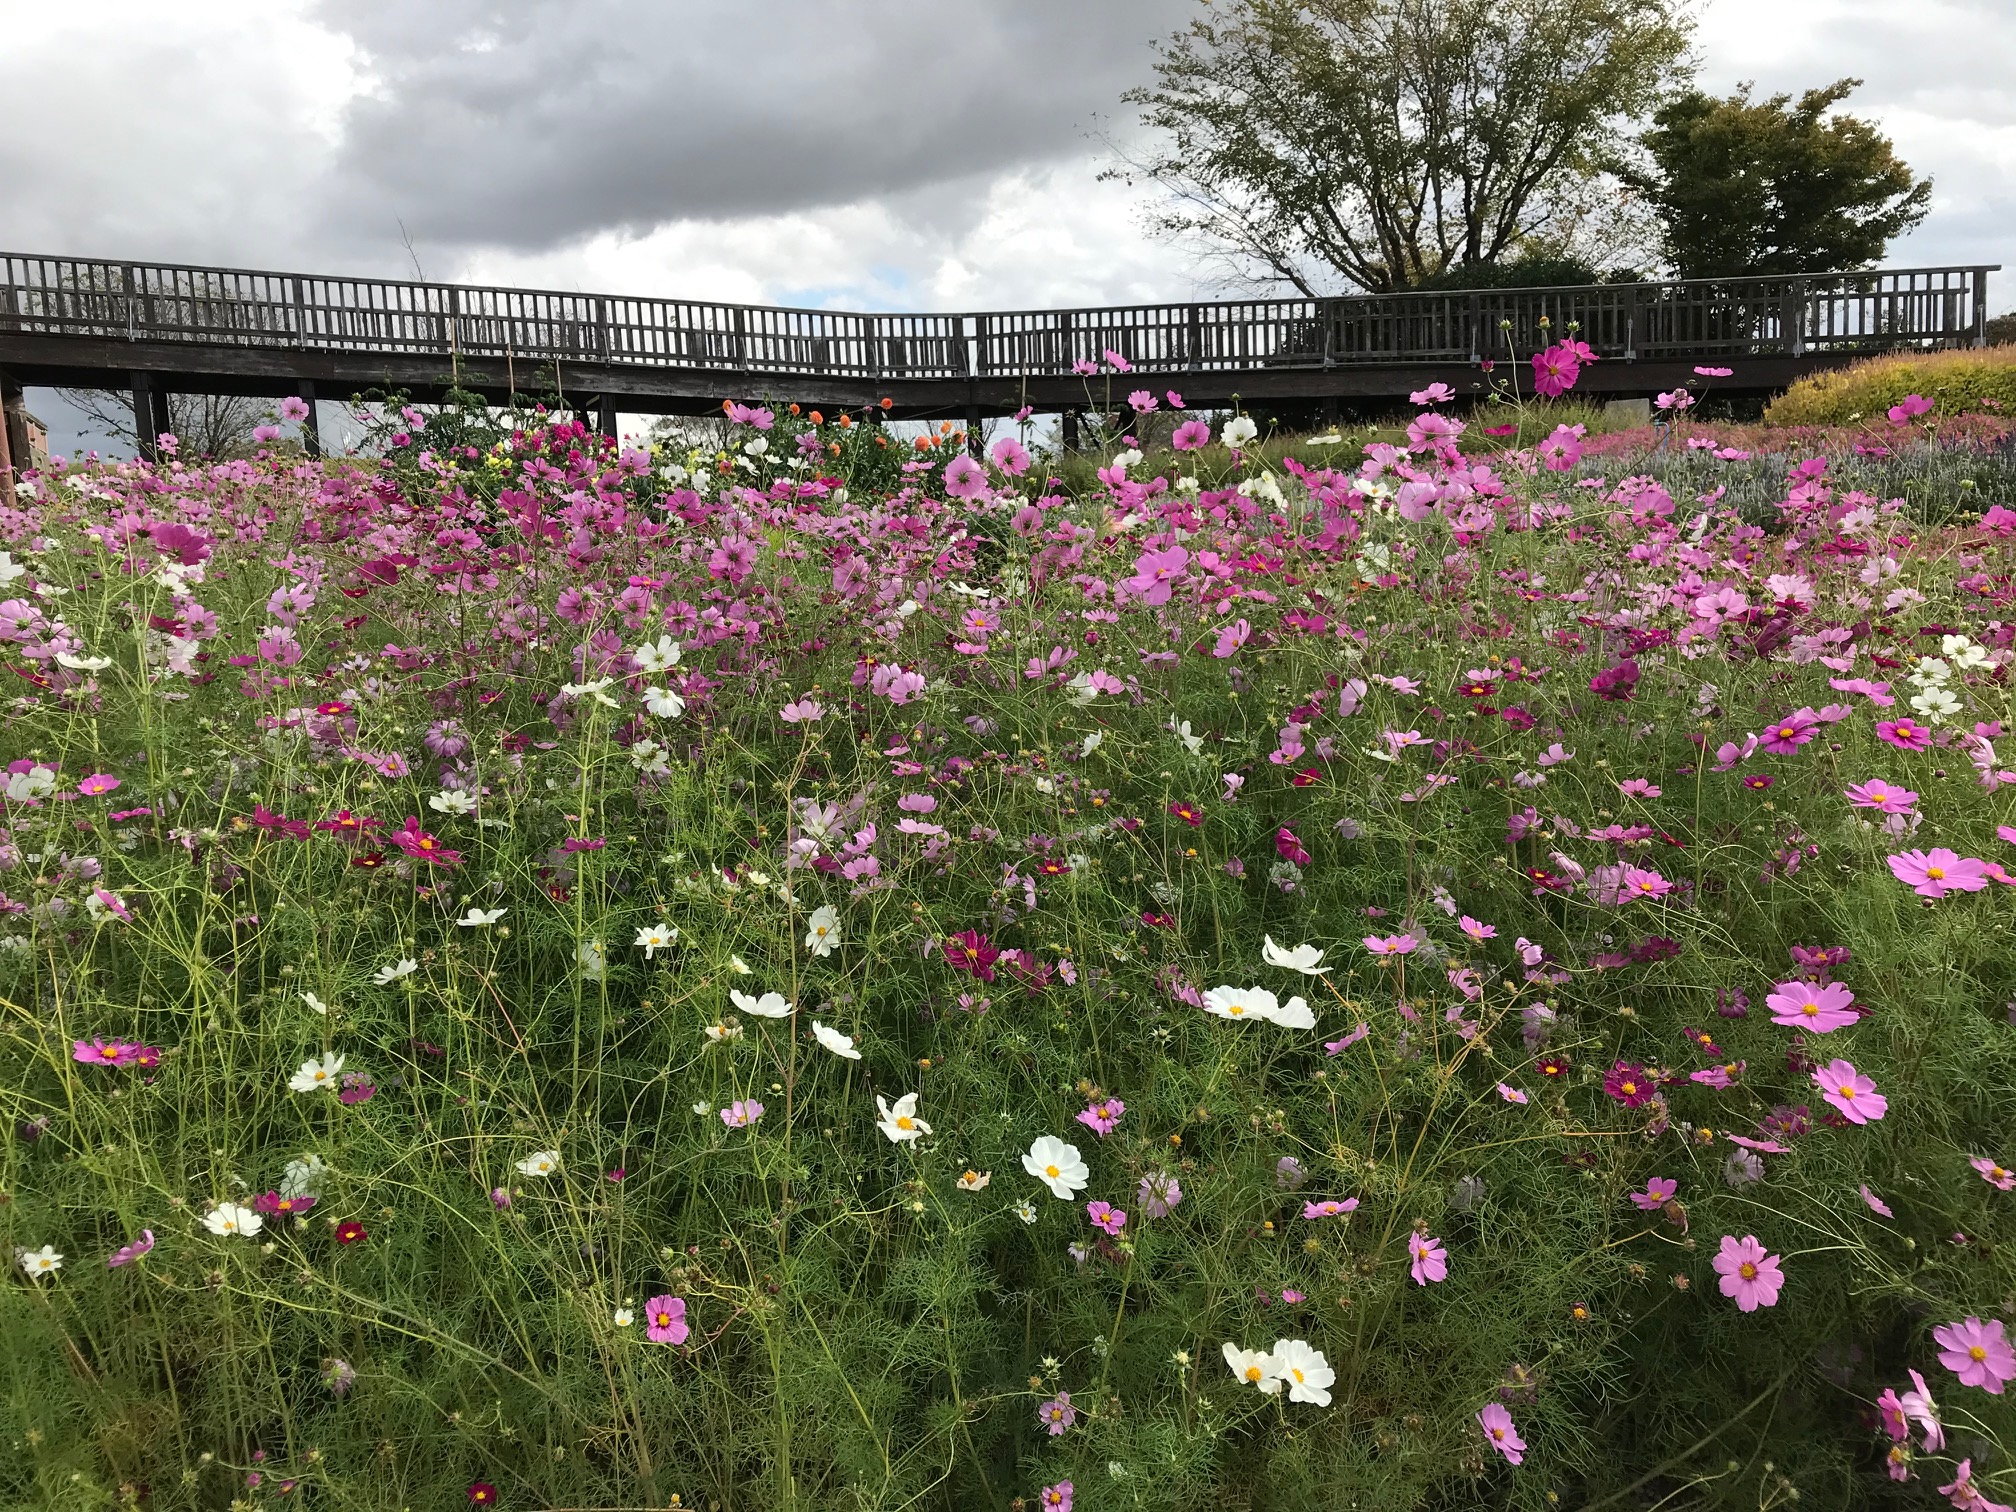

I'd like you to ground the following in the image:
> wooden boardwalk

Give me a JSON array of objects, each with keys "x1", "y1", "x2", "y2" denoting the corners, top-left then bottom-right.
[{"x1": 0, "y1": 252, "x2": 1998, "y2": 459}]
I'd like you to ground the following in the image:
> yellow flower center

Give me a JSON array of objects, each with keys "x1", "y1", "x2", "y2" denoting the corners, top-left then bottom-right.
[
  {"x1": 1492, "y1": 1427, "x2": 1505, "y2": 1441},
  {"x1": 1245, "y1": 1366, "x2": 1262, "y2": 1381},
  {"x1": 1971, "y1": 1345, "x2": 1988, "y2": 1362},
  {"x1": 1840, "y1": 1086, "x2": 1856, "y2": 1099},
  {"x1": 1045, "y1": 1164, "x2": 1061, "y2": 1179},
  {"x1": 1292, "y1": 1368, "x2": 1305, "y2": 1383},
  {"x1": 1739, "y1": 1262, "x2": 1757, "y2": 1279},
  {"x1": 896, "y1": 1116, "x2": 914, "y2": 1131}
]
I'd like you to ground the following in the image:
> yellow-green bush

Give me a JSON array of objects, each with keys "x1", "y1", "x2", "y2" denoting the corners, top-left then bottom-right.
[{"x1": 1765, "y1": 343, "x2": 2016, "y2": 426}]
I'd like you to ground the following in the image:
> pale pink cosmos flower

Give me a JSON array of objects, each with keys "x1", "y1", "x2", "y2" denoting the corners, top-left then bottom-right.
[
  {"x1": 1934, "y1": 1317, "x2": 2014, "y2": 1393},
  {"x1": 1363, "y1": 933, "x2": 1419, "y2": 956},
  {"x1": 1887, "y1": 849, "x2": 1989, "y2": 898},
  {"x1": 1212, "y1": 619, "x2": 1251, "y2": 658},
  {"x1": 719, "y1": 1099, "x2": 764, "y2": 1129},
  {"x1": 1971, "y1": 1156, "x2": 2014, "y2": 1191},
  {"x1": 942, "y1": 453, "x2": 988, "y2": 500},
  {"x1": 1812, "y1": 1059, "x2": 1886, "y2": 1124},
  {"x1": 1496, "y1": 1082, "x2": 1528, "y2": 1104},
  {"x1": 1459, "y1": 915, "x2": 1496, "y2": 942},
  {"x1": 1620, "y1": 866, "x2": 1672, "y2": 900},
  {"x1": 1899, "y1": 1368, "x2": 1945, "y2": 1449},
  {"x1": 1407, "y1": 1232, "x2": 1448, "y2": 1285},
  {"x1": 778, "y1": 698, "x2": 823, "y2": 724},
  {"x1": 1303, "y1": 1198, "x2": 1359, "y2": 1219},
  {"x1": 1764, "y1": 979, "x2": 1858, "y2": 1032},
  {"x1": 1629, "y1": 1178, "x2": 1677, "y2": 1211},
  {"x1": 107, "y1": 1229, "x2": 156, "y2": 1268},
  {"x1": 1086, "y1": 1200, "x2": 1127, "y2": 1236},
  {"x1": 1845, "y1": 779, "x2": 1917, "y2": 814},
  {"x1": 1711, "y1": 1234, "x2": 1784, "y2": 1311},
  {"x1": 1477, "y1": 1402, "x2": 1525, "y2": 1464},
  {"x1": 1860, "y1": 1184, "x2": 1896, "y2": 1217}
]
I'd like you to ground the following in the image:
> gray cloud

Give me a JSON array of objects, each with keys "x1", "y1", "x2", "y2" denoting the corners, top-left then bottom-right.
[{"x1": 313, "y1": 0, "x2": 1190, "y2": 257}]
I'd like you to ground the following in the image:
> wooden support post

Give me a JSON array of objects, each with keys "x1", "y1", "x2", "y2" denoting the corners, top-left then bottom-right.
[
  {"x1": 1061, "y1": 407, "x2": 1080, "y2": 454},
  {"x1": 0, "y1": 370, "x2": 18, "y2": 513},
  {"x1": 130, "y1": 372, "x2": 157, "y2": 462},
  {"x1": 596, "y1": 394, "x2": 618, "y2": 441},
  {"x1": 296, "y1": 380, "x2": 321, "y2": 459}
]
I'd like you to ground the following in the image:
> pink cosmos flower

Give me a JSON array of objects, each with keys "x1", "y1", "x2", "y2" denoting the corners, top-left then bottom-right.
[
  {"x1": 1757, "y1": 715, "x2": 1817, "y2": 754},
  {"x1": 643, "y1": 1293, "x2": 689, "y2": 1344},
  {"x1": 77, "y1": 773, "x2": 121, "y2": 796},
  {"x1": 1935, "y1": 1317, "x2": 2014, "y2": 1393},
  {"x1": 1410, "y1": 382, "x2": 1455, "y2": 405},
  {"x1": 1937, "y1": 1458, "x2": 2008, "y2": 1511},
  {"x1": 1888, "y1": 849, "x2": 1989, "y2": 898},
  {"x1": 1039, "y1": 1480, "x2": 1074, "y2": 1512},
  {"x1": 1876, "y1": 719, "x2": 1933, "y2": 751},
  {"x1": 1212, "y1": 619, "x2": 1251, "y2": 658},
  {"x1": 73, "y1": 1037, "x2": 140, "y2": 1067},
  {"x1": 1899, "y1": 1368, "x2": 1944, "y2": 1450},
  {"x1": 1616, "y1": 778, "x2": 1661, "y2": 798},
  {"x1": 1496, "y1": 1082, "x2": 1528, "y2": 1104},
  {"x1": 1860, "y1": 1184, "x2": 1896, "y2": 1217},
  {"x1": 1531, "y1": 345, "x2": 1580, "y2": 398},
  {"x1": 1620, "y1": 866, "x2": 1672, "y2": 900},
  {"x1": 1630, "y1": 1178, "x2": 1678, "y2": 1211},
  {"x1": 778, "y1": 697, "x2": 823, "y2": 724},
  {"x1": 1764, "y1": 979, "x2": 1858, "y2": 1032},
  {"x1": 1971, "y1": 1156, "x2": 2014, "y2": 1191},
  {"x1": 1845, "y1": 779, "x2": 1917, "y2": 814},
  {"x1": 1075, "y1": 1097, "x2": 1125, "y2": 1137},
  {"x1": 1408, "y1": 1232, "x2": 1448, "y2": 1285},
  {"x1": 1086, "y1": 1200, "x2": 1127, "y2": 1235},
  {"x1": 1363, "y1": 933, "x2": 1419, "y2": 956},
  {"x1": 1477, "y1": 1402, "x2": 1525, "y2": 1465},
  {"x1": 1459, "y1": 915, "x2": 1496, "y2": 942},
  {"x1": 944, "y1": 929, "x2": 999, "y2": 981},
  {"x1": 1171, "y1": 419, "x2": 1212, "y2": 451},
  {"x1": 1689, "y1": 1061, "x2": 1743, "y2": 1088},
  {"x1": 1037, "y1": 1391, "x2": 1076, "y2": 1435},
  {"x1": 719, "y1": 1099, "x2": 764, "y2": 1129},
  {"x1": 989, "y1": 436, "x2": 1031, "y2": 475},
  {"x1": 1303, "y1": 1198, "x2": 1360, "y2": 1219},
  {"x1": 1275, "y1": 827, "x2": 1311, "y2": 866},
  {"x1": 1812, "y1": 1059, "x2": 1885, "y2": 1123},
  {"x1": 1137, "y1": 1171, "x2": 1183, "y2": 1217},
  {"x1": 107, "y1": 1229, "x2": 156, "y2": 1268},
  {"x1": 942, "y1": 453, "x2": 988, "y2": 500},
  {"x1": 1711, "y1": 1234, "x2": 1785, "y2": 1311}
]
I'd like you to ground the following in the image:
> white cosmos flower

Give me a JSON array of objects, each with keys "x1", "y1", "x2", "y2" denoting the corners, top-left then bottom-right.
[
  {"x1": 727, "y1": 954, "x2": 752, "y2": 975},
  {"x1": 281, "y1": 1154, "x2": 328, "y2": 1199},
  {"x1": 812, "y1": 1020, "x2": 861, "y2": 1059},
  {"x1": 1271, "y1": 1338, "x2": 1335, "y2": 1405},
  {"x1": 1222, "y1": 415, "x2": 1259, "y2": 448},
  {"x1": 1271, "y1": 995, "x2": 1316, "y2": 1030},
  {"x1": 290, "y1": 1052, "x2": 345, "y2": 1093},
  {"x1": 204, "y1": 1203, "x2": 264, "y2": 1238},
  {"x1": 300, "y1": 991, "x2": 330, "y2": 1015},
  {"x1": 4, "y1": 766, "x2": 55, "y2": 801},
  {"x1": 1174, "y1": 720, "x2": 1204, "y2": 755},
  {"x1": 577, "y1": 939, "x2": 607, "y2": 980},
  {"x1": 634, "y1": 923, "x2": 678, "y2": 957},
  {"x1": 1080, "y1": 731, "x2": 1103, "y2": 758},
  {"x1": 56, "y1": 651, "x2": 113, "y2": 672},
  {"x1": 731, "y1": 989, "x2": 792, "y2": 1019},
  {"x1": 1022, "y1": 1135, "x2": 1089, "y2": 1199},
  {"x1": 0, "y1": 552, "x2": 25, "y2": 586},
  {"x1": 1202, "y1": 985, "x2": 1281, "y2": 1023},
  {"x1": 560, "y1": 677, "x2": 620, "y2": 708},
  {"x1": 428, "y1": 789, "x2": 477, "y2": 815},
  {"x1": 804, "y1": 904, "x2": 841, "y2": 956},
  {"x1": 613, "y1": 1307, "x2": 635, "y2": 1327},
  {"x1": 458, "y1": 907, "x2": 507, "y2": 926},
  {"x1": 632, "y1": 635, "x2": 683, "y2": 674},
  {"x1": 1222, "y1": 1342, "x2": 1284, "y2": 1393},
  {"x1": 516, "y1": 1150, "x2": 561, "y2": 1177},
  {"x1": 876, "y1": 1092, "x2": 931, "y2": 1143},
  {"x1": 644, "y1": 686, "x2": 687, "y2": 719},
  {"x1": 1014, "y1": 1198, "x2": 1038, "y2": 1224},
  {"x1": 703, "y1": 1021, "x2": 744, "y2": 1043},
  {"x1": 373, "y1": 958, "x2": 418, "y2": 985},
  {"x1": 1262, "y1": 937, "x2": 1331, "y2": 976},
  {"x1": 17, "y1": 1244, "x2": 63, "y2": 1278}
]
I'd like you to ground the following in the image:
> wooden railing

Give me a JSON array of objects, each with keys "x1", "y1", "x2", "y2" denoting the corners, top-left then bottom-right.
[{"x1": 0, "y1": 253, "x2": 1996, "y2": 381}]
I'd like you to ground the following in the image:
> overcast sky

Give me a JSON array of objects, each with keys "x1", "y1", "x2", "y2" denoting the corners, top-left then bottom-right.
[{"x1": 8, "y1": 0, "x2": 2013, "y2": 457}]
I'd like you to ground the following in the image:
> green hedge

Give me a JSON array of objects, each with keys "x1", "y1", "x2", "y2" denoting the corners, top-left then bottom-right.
[{"x1": 1765, "y1": 343, "x2": 2016, "y2": 426}]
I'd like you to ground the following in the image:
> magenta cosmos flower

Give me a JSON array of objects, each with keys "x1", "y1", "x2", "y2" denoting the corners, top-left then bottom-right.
[
  {"x1": 1408, "y1": 1232, "x2": 1448, "y2": 1285},
  {"x1": 1876, "y1": 719, "x2": 1933, "y2": 751},
  {"x1": 643, "y1": 1293, "x2": 689, "y2": 1344},
  {"x1": 1363, "y1": 933, "x2": 1419, "y2": 956},
  {"x1": 77, "y1": 773, "x2": 121, "y2": 796},
  {"x1": 1812, "y1": 1059, "x2": 1886, "y2": 1123},
  {"x1": 1075, "y1": 1097, "x2": 1124, "y2": 1136},
  {"x1": 1172, "y1": 418, "x2": 1212, "y2": 451},
  {"x1": 1887, "y1": 849, "x2": 1988, "y2": 898},
  {"x1": 1630, "y1": 1178, "x2": 1678, "y2": 1211},
  {"x1": 1086, "y1": 1200, "x2": 1127, "y2": 1236},
  {"x1": 1845, "y1": 779, "x2": 1916, "y2": 814},
  {"x1": 1934, "y1": 1317, "x2": 2014, "y2": 1393},
  {"x1": 943, "y1": 930, "x2": 999, "y2": 981},
  {"x1": 1603, "y1": 1061, "x2": 1658, "y2": 1109},
  {"x1": 1712, "y1": 1234, "x2": 1785, "y2": 1311},
  {"x1": 1764, "y1": 979, "x2": 1859, "y2": 1032},
  {"x1": 1477, "y1": 1402, "x2": 1525, "y2": 1465},
  {"x1": 72, "y1": 1037, "x2": 142, "y2": 1067}
]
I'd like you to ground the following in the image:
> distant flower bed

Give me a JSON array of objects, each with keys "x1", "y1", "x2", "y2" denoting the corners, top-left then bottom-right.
[{"x1": 1, "y1": 395, "x2": 2012, "y2": 1510}]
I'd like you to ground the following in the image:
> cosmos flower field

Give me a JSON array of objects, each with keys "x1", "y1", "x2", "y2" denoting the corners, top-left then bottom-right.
[{"x1": 2, "y1": 381, "x2": 2014, "y2": 1512}]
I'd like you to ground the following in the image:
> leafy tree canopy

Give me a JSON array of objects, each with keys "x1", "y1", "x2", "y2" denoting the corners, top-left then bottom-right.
[
  {"x1": 1626, "y1": 78, "x2": 1932, "y2": 280},
  {"x1": 1107, "y1": 0, "x2": 1694, "y2": 295}
]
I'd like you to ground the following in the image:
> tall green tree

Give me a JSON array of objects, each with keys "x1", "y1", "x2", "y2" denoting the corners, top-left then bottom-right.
[
  {"x1": 1629, "y1": 78, "x2": 1932, "y2": 279},
  {"x1": 1106, "y1": 0, "x2": 1694, "y2": 295}
]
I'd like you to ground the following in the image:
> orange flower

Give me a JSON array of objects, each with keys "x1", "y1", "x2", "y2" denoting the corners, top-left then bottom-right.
[
  {"x1": 808, "y1": 410, "x2": 824, "y2": 425},
  {"x1": 839, "y1": 414, "x2": 853, "y2": 429},
  {"x1": 879, "y1": 397, "x2": 893, "y2": 410},
  {"x1": 788, "y1": 403, "x2": 801, "y2": 416}
]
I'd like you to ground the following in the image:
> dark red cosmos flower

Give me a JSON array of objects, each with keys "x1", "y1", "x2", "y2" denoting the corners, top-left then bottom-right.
[
  {"x1": 315, "y1": 810, "x2": 383, "y2": 838},
  {"x1": 944, "y1": 930, "x2": 999, "y2": 982},
  {"x1": 1537, "y1": 1055, "x2": 1572, "y2": 1081},
  {"x1": 1741, "y1": 774, "x2": 1774, "y2": 791},
  {"x1": 467, "y1": 1483, "x2": 498, "y2": 1505},
  {"x1": 1168, "y1": 801, "x2": 1203, "y2": 827},
  {"x1": 1589, "y1": 660, "x2": 1640, "y2": 701},
  {"x1": 1290, "y1": 768, "x2": 1323, "y2": 787},
  {"x1": 350, "y1": 852, "x2": 385, "y2": 869},
  {"x1": 1604, "y1": 1060, "x2": 1658, "y2": 1108},
  {"x1": 1036, "y1": 858, "x2": 1071, "y2": 877},
  {"x1": 1140, "y1": 911, "x2": 1175, "y2": 928},
  {"x1": 390, "y1": 816, "x2": 461, "y2": 865},
  {"x1": 1684, "y1": 1028, "x2": 1723, "y2": 1058},
  {"x1": 336, "y1": 1220, "x2": 367, "y2": 1244},
  {"x1": 252, "y1": 804, "x2": 311, "y2": 840}
]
